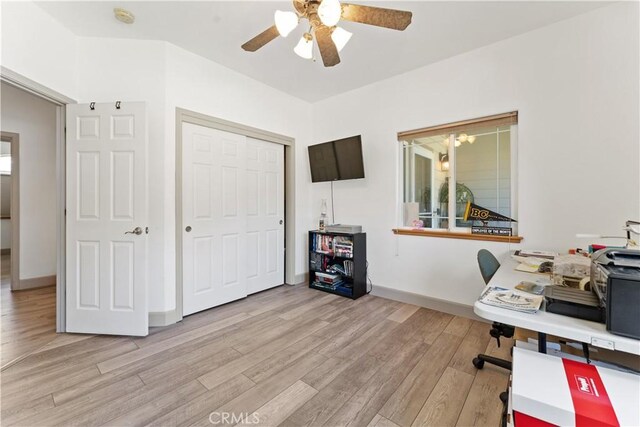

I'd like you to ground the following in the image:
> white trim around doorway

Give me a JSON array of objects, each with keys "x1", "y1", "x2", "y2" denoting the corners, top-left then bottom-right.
[{"x1": 1, "y1": 66, "x2": 76, "y2": 333}]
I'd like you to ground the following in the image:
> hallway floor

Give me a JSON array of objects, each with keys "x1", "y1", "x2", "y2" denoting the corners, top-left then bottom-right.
[{"x1": 1, "y1": 253, "x2": 57, "y2": 368}]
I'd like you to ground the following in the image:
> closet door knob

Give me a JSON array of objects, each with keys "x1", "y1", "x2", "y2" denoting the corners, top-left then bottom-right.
[{"x1": 185, "y1": 226, "x2": 192, "y2": 232}]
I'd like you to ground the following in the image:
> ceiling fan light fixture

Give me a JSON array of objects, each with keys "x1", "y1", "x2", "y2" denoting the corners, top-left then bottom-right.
[
  {"x1": 294, "y1": 33, "x2": 314, "y2": 59},
  {"x1": 318, "y1": 0, "x2": 342, "y2": 27},
  {"x1": 274, "y1": 10, "x2": 298, "y2": 37},
  {"x1": 242, "y1": 1, "x2": 412, "y2": 67},
  {"x1": 331, "y1": 26, "x2": 352, "y2": 52}
]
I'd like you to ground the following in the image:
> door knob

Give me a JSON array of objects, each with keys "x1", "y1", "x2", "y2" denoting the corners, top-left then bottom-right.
[
  {"x1": 185, "y1": 226, "x2": 192, "y2": 232},
  {"x1": 125, "y1": 227, "x2": 143, "y2": 235},
  {"x1": 279, "y1": 220, "x2": 284, "y2": 225}
]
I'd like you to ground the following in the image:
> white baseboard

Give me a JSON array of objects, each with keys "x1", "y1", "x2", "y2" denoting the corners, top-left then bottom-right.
[
  {"x1": 370, "y1": 284, "x2": 485, "y2": 322},
  {"x1": 149, "y1": 309, "x2": 181, "y2": 327},
  {"x1": 291, "y1": 273, "x2": 308, "y2": 286},
  {"x1": 17, "y1": 275, "x2": 56, "y2": 290},
  {"x1": 148, "y1": 282, "x2": 482, "y2": 327}
]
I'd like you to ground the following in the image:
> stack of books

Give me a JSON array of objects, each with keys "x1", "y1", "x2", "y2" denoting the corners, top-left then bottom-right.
[
  {"x1": 314, "y1": 272, "x2": 344, "y2": 290},
  {"x1": 343, "y1": 260, "x2": 354, "y2": 277},
  {"x1": 312, "y1": 281, "x2": 341, "y2": 291},
  {"x1": 333, "y1": 236, "x2": 353, "y2": 258},
  {"x1": 312, "y1": 234, "x2": 334, "y2": 254},
  {"x1": 311, "y1": 234, "x2": 354, "y2": 258}
]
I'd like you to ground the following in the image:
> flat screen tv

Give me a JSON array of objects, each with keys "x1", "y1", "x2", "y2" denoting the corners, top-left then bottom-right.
[{"x1": 308, "y1": 135, "x2": 365, "y2": 183}]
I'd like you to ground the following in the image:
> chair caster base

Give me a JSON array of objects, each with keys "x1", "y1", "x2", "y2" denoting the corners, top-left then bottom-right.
[{"x1": 472, "y1": 357, "x2": 485, "y2": 369}]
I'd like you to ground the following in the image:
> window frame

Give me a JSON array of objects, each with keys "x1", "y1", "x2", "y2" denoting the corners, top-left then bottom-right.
[{"x1": 395, "y1": 113, "x2": 521, "y2": 243}]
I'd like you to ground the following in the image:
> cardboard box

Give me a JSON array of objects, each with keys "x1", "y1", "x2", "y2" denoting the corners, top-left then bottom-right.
[
  {"x1": 514, "y1": 328, "x2": 640, "y2": 372},
  {"x1": 512, "y1": 347, "x2": 640, "y2": 426}
]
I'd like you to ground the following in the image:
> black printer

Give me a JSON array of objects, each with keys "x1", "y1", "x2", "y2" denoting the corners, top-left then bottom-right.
[{"x1": 591, "y1": 249, "x2": 640, "y2": 340}]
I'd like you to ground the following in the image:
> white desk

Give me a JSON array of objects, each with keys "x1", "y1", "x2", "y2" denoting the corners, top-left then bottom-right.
[{"x1": 474, "y1": 255, "x2": 640, "y2": 356}]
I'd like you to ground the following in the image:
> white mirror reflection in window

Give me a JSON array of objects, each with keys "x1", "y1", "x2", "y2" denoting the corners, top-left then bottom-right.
[{"x1": 402, "y1": 135, "x2": 449, "y2": 229}]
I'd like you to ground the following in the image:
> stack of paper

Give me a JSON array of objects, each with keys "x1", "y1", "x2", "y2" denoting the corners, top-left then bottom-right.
[
  {"x1": 514, "y1": 249, "x2": 557, "y2": 259},
  {"x1": 479, "y1": 286, "x2": 544, "y2": 314}
]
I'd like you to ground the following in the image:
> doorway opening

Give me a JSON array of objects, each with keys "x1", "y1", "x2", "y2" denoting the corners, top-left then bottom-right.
[
  {"x1": 1, "y1": 69, "x2": 73, "y2": 342},
  {"x1": 1, "y1": 136, "x2": 14, "y2": 282},
  {"x1": 1, "y1": 82, "x2": 59, "y2": 368}
]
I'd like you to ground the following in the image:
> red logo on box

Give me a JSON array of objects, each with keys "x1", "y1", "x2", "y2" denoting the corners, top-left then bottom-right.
[{"x1": 574, "y1": 375, "x2": 599, "y2": 396}]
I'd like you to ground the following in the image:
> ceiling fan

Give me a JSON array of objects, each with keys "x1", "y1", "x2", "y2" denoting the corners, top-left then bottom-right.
[{"x1": 241, "y1": 0, "x2": 412, "y2": 67}]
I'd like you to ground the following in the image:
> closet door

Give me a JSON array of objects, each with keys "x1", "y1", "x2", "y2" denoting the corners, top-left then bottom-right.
[
  {"x1": 182, "y1": 123, "x2": 247, "y2": 316},
  {"x1": 246, "y1": 138, "x2": 285, "y2": 294}
]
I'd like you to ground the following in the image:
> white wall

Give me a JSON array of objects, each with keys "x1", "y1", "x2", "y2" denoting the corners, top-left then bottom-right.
[
  {"x1": 1, "y1": 82, "x2": 58, "y2": 279},
  {"x1": 1, "y1": 1, "x2": 78, "y2": 99},
  {"x1": 310, "y1": 2, "x2": 640, "y2": 306},
  {"x1": 164, "y1": 44, "x2": 314, "y2": 309},
  {"x1": 75, "y1": 38, "x2": 314, "y2": 312}
]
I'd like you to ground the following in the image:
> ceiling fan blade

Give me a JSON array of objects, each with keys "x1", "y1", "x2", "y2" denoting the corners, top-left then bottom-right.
[
  {"x1": 241, "y1": 25, "x2": 280, "y2": 52},
  {"x1": 341, "y1": 4, "x2": 412, "y2": 30},
  {"x1": 315, "y1": 26, "x2": 340, "y2": 67}
]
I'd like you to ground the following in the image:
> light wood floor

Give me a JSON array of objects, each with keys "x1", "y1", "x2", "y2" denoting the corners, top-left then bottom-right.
[
  {"x1": 1, "y1": 254, "x2": 57, "y2": 368},
  {"x1": 0, "y1": 283, "x2": 512, "y2": 426}
]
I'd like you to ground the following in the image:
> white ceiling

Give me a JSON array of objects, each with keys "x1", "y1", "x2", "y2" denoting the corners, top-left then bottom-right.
[{"x1": 35, "y1": 1, "x2": 608, "y2": 102}]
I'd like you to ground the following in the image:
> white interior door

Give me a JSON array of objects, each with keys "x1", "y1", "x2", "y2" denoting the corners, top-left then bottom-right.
[
  {"x1": 66, "y1": 102, "x2": 148, "y2": 336},
  {"x1": 182, "y1": 123, "x2": 248, "y2": 316},
  {"x1": 246, "y1": 137, "x2": 285, "y2": 294}
]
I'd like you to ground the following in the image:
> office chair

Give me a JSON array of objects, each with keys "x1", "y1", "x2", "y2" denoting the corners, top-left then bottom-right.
[{"x1": 473, "y1": 249, "x2": 514, "y2": 374}]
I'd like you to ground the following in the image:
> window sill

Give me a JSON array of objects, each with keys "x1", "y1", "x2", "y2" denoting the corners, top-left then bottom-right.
[{"x1": 392, "y1": 228, "x2": 523, "y2": 243}]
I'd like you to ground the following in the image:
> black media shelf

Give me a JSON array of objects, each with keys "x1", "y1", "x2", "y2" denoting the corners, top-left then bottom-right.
[{"x1": 308, "y1": 230, "x2": 367, "y2": 300}]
